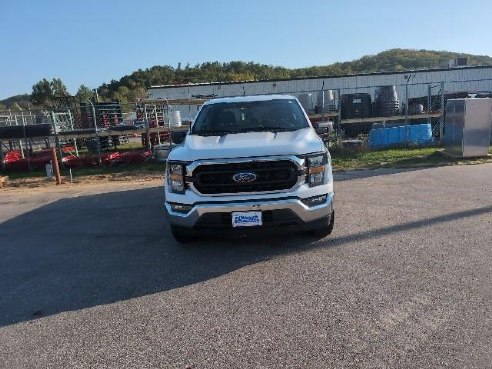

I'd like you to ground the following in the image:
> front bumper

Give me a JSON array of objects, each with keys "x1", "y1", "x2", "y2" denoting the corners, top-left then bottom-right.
[{"x1": 164, "y1": 192, "x2": 334, "y2": 230}]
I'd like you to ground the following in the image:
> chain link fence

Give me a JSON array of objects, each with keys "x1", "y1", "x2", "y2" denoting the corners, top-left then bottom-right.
[
  {"x1": 1, "y1": 78, "x2": 490, "y2": 172},
  {"x1": 289, "y1": 82, "x2": 445, "y2": 140},
  {"x1": 0, "y1": 101, "x2": 202, "y2": 172}
]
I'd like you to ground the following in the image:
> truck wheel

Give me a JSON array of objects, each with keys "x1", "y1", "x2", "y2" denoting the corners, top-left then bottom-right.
[
  {"x1": 312, "y1": 211, "x2": 334, "y2": 238},
  {"x1": 170, "y1": 225, "x2": 194, "y2": 243}
]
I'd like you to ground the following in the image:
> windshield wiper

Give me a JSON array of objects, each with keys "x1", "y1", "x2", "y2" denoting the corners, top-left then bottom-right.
[
  {"x1": 194, "y1": 127, "x2": 300, "y2": 136},
  {"x1": 193, "y1": 130, "x2": 231, "y2": 137},
  {"x1": 241, "y1": 127, "x2": 299, "y2": 133}
]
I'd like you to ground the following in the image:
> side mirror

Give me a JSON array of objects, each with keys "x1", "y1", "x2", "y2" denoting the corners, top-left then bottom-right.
[
  {"x1": 171, "y1": 130, "x2": 187, "y2": 144},
  {"x1": 315, "y1": 121, "x2": 334, "y2": 136}
]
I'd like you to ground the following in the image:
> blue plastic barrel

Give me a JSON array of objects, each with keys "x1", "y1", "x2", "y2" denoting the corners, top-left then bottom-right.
[{"x1": 369, "y1": 123, "x2": 433, "y2": 149}]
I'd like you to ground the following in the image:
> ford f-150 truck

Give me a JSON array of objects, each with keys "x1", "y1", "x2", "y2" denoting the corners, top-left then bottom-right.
[{"x1": 164, "y1": 95, "x2": 334, "y2": 243}]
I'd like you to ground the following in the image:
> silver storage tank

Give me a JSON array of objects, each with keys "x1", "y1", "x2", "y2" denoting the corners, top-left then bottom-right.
[
  {"x1": 297, "y1": 93, "x2": 315, "y2": 113},
  {"x1": 444, "y1": 98, "x2": 492, "y2": 158},
  {"x1": 168, "y1": 111, "x2": 182, "y2": 127}
]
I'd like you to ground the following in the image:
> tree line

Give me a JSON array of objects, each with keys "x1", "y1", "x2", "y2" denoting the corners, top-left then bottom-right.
[{"x1": 2, "y1": 49, "x2": 492, "y2": 109}]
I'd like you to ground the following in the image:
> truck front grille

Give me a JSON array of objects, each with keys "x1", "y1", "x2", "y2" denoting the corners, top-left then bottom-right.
[{"x1": 191, "y1": 160, "x2": 299, "y2": 194}]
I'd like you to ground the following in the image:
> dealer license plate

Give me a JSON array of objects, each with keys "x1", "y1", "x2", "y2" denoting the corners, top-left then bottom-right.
[{"x1": 232, "y1": 211, "x2": 262, "y2": 228}]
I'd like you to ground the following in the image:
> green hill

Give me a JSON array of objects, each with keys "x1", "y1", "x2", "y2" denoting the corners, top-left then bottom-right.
[
  {"x1": 292, "y1": 49, "x2": 492, "y2": 76},
  {"x1": 3, "y1": 48, "x2": 492, "y2": 108},
  {"x1": 0, "y1": 94, "x2": 31, "y2": 110}
]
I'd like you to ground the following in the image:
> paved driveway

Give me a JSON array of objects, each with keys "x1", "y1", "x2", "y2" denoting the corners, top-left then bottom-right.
[{"x1": 0, "y1": 164, "x2": 491, "y2": 368}]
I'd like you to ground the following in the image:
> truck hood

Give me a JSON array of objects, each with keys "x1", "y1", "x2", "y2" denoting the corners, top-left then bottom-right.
[{"x1": 168, "y1": 128, "x2": 325, "y2": 161}]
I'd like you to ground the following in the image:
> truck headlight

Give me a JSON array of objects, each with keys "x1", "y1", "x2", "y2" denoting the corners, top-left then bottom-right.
[
  {"x1": 305, "y1": 153, "x2": 327, "y2": 187},
  {"x1": 167, "y1": 162, "x2": 186, "y2": 193}
]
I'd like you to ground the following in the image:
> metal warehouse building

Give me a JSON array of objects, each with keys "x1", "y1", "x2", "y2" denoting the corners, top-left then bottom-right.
[{"x1": 147, "y1": 66, "x2": 492, "y2": 104}]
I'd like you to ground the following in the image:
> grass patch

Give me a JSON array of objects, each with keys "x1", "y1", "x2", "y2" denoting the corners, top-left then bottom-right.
[
  {"x1": 107, "y1": 142, "x2": 148, "y2": 152},
  {"x1": 330, "y1": 145, "x2": 490, "y2": 170},
  {"x1": 71, "y1": 142, "x2": 147, "y2": 156}
]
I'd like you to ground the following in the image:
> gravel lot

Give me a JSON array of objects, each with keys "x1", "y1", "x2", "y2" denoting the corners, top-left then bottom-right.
[{"x1": 0, "y1": 164, "x2": 491, "y2": 368}]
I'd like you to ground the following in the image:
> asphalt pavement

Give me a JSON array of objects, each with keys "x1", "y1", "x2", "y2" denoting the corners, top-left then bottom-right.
[{"x1": 0, "y1": 164, "x2": 491, "y2": 368}]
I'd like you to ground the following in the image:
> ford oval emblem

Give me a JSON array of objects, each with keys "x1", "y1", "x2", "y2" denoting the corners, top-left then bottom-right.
[{"x1": 233, "y1": 171, "x2": 257, "y2": 183}]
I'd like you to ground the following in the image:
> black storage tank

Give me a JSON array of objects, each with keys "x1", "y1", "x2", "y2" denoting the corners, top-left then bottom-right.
[
  {"x1": 340, "y1": 93, "x2": 372, "y2": 119},
  {"x1": 373, "y1": 86, "x2": 400, "y2": 117}
]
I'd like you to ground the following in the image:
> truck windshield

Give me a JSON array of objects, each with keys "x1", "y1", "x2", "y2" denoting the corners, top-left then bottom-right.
[{"x1": 192, "y1": 99, "x2": 310, "y2": 136}]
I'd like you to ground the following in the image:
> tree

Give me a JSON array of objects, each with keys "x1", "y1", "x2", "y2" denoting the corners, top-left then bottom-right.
[
  {"x1": 50, "y1": 78, "x2": 69, "y2": 97},
  {"x1": 128, "y1": 86, "x2": 147, "y2": 102},
  {"x1": 31, "y1": 78, "x2": 53, "y2": 105},
  {"x1": 113, "y1": 85, "x2": 131, "y2": 103},
  {"x1": 31, "y1": 78, "x2": 69, "y2": 106},
  {"x1": 76, "y1": 84, "x2": 93, "y2": 102}
]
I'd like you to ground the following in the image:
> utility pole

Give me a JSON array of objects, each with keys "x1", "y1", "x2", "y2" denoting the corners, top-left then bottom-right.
[
  {"x1": 439, "y1": 82, "x2": 445, "y2": 141},
  {"x1": 427, "y1": 85, "x2": 432, "y2": 125},
  {"x1": 403, "y1": 74, "x2": 414, "y2": 125}
]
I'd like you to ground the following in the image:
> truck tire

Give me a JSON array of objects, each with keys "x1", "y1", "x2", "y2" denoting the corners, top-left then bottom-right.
[
  {"x1": 312, "y1": 211, "x2": 334, "y2": 238},
  {"x1": 170, "y1": 225, "x2": 194, "y2": 243}
]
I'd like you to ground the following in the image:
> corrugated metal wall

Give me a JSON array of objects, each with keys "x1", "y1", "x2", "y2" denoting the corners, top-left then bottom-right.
[{"x1": 148, "y1": 67, "x2": 492, "y2": 102}]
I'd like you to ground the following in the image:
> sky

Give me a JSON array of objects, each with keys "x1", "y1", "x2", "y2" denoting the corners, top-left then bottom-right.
[{"x1": 1, "y1": 0, "x2": 491, "y2": 99}]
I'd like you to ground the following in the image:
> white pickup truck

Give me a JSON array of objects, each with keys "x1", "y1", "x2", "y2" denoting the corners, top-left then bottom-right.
[{"x1": 164, "y1": 95, "x2": 334, "y2": 243}]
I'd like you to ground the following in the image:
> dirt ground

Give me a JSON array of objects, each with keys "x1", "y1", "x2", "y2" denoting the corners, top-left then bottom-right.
[{"x1": 0, "y1": 170, "x2": 164, "y2": 192}]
